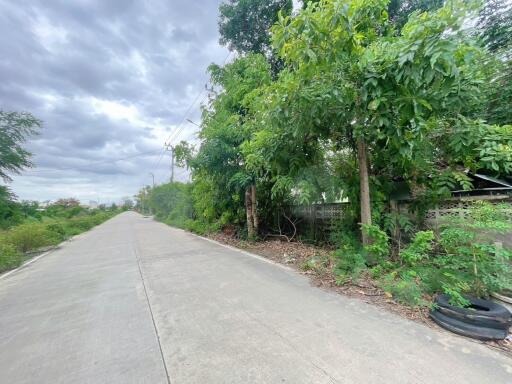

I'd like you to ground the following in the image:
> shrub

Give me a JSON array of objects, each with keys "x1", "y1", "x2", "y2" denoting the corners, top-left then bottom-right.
[
  {"x1": 334, "y1": 247, "x2": 366, "y2": 284},
  {"x1": 361, "y1": 224, "x2": 390, "y2": 264},
  {"x1": 0, "y1": 243, "x2": 23, "y2": 272},
  {"x1": 301, "y1": 253, "x2": 333, "y2": 277},
  {"x1": 45, "y1": 221, "x2": 67, "y2": 241},
  {"x1": 5, "y1": 222, "x2": 61, "y2": 253},
  {"x1": 434, "y1": 202, "x2": 512, "y2": 301},
  {"x1": 380, "y1": 271, "x2": 427, "y2": 307},
  {"x1": 184, "y1": 219, "x2": 220, "y2": 235},
  {"x1": 399, "y1": 231, "x2": 435, "y2": 266}
]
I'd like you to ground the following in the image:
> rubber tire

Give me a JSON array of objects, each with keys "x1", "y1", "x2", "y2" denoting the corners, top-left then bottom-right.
[
  {"x1": 430, "y1": 310, "x2": 509, "y2": 341},
  {"x1": 491, "y1": 290, "x2": 512, "y2": 305},
  {"x1": 435, "y1": 294, "x2": 512, "y2": 330}
]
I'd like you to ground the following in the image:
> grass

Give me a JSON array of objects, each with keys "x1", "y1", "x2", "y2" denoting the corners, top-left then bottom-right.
[{"x1": 0, "y1": 211, "x2": 117, "y2": 273}]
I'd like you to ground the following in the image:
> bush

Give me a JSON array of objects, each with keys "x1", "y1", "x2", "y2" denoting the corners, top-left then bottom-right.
[
  {"x1": 184, "y1": 219, "x2": 220, "y2": 235},
  {"x1": 380, "y1": 271, "x2": 427, "y2": 307},
  {"x1": 45, "y1": 221, "x2": 67, "y2": 240},
  {"x1": 399, "y1": 231, "x2": 435, "y2": 266},
  {"x1": 0, "y1": 243, "x2": 23, "y2": 272},
  {"x1": 4, "y1": 222, "x2": 61, "y2": 253},
  {"x1": 334, "y1": 247, "x2": 366, "y2": 284},
  {"x1": 301, "y1": 254, "x2": 333, "y2": 277},
  {"x1": 362, "y1": 224, "x2": 390, "y2": 264},
  {"x1": 378, "y1": 202, "x2": 512, "y2": 307}
]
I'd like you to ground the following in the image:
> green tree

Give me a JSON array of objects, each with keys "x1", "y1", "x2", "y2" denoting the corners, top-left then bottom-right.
[
  {"x1": 477, "y1": 0, "x2": 512, "y2": 125},
  {"x1": 219, "y1": 0, "x2": 293, "y2": 55},
  {"x1": 303, "y1": 0, "x2": 444, "y2": 30},
  {"x1": 0, "y1": 186, "x2": 22, "y2": 229},
  {"x1": 192, "y1": 54, "x2": 272, "y2": 238},
  {"x1": 0, "y1": 111, "x2": 41, "y2": 182},
  {"x1": 477, "y1": 0, "x2": 512, "y2": 54},
  {"x1": 173, "y1": 141, "x2": 195, "y2": 169},
  {"x1": 269, "y1": 0, "x2": 488, "y2": 244},
  {"x1": 388, "y1": 0, "x2": 444, "y2": 30}
]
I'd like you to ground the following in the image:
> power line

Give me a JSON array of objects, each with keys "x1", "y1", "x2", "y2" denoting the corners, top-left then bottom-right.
[
  {"x1": 153, "y1": 51, "x2": 233, "y2": 171},
  {"x1": 153, "y1": 90, "x2": 206, "y2": 170}
]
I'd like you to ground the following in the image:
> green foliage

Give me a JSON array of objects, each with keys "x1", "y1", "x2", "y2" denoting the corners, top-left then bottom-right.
[
  {"x1": 144, "y1": 182, "x2": 194, "y2": 225},
  {"x1": 173, "y1": 141, "x2": 195, "y2": 169},
  {"x1": 301, "y1": 253, "x2": 333, "y2": 277},
  {"x1": 400, "y1": 230, "x2": 434, "y2": 265},
  {"x1": 218, "y1": 0, "x2": 293, "y2": 55},
  {"x1": 381, "y1": 271, "x2": 427, "y2": 306},
  {"x1": 0, "y1": 111, "x2": 41, "y2": 182},
  {"x1": 448, "y1": 119, "x2": 512, "y2": 174},
  {"x1": 477, "y1": 0, "x2": 512, "y2": 55},
  {"x1": 334, "y1": 247, "x2": 367, "y2": 284},
  {"x1": 377, "y1": 202, "x2": 512, "y2": 306},
  {"x1": 362, "y1": 224, "x2": 390, "y2": 263},
  {"x1": 183, "y1": 0, "x2": 512, "y2": 251},
  {"x1": 184, "y1": 220, "x2": 220, "y2": 236},
  {"x1": 388, "y1": 0, "x2": 444, "y2": 31},
  {"x1": 0, "y1": 243, "x2": 23, "y2": 273},
  {"x1": 435, "y1": 202, "x2": 512, "y2": 298},
  {"x1": 2, "y1": 222, "x2": 61, "y2": 253},
  {"x1": 0, "y1": 186, "x2": 23, "y2": 229},
  {"x1": 0, "y1": 207, "x2": 118, "y2": 273}
]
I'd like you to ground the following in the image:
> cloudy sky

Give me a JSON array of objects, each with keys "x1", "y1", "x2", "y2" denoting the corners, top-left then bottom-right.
[{"x1": 1, "y1": 0, "x2": 229, "y2": 204}]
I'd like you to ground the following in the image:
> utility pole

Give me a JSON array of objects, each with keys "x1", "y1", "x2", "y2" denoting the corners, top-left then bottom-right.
[
  {"x1": 149, "y1": 172, "x2": 155, "y2": 188},
  {"x1": 141, "y1": 185, "x2": 145, "y2": 214},
  {"x1": 166, "y1": 142, "x2": 175, "y2": 183}
]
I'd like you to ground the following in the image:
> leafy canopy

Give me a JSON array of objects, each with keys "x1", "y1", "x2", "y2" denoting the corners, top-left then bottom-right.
[
  {"x1": 219, "y1": 0, "x2": 293, "y2": 55},
  {"x1": 0, "y1": 111, "x2": 41, "y2": 182}
]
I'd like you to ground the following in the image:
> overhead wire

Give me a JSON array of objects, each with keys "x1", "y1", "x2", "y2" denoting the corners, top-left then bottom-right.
[{"x1": 152, "y1": 50, "x2": 233, "y2": 171}]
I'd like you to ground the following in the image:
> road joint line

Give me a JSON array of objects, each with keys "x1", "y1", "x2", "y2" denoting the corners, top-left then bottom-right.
[{"x1": 133, "y1": 245, "x2": 173, "y2": 384}]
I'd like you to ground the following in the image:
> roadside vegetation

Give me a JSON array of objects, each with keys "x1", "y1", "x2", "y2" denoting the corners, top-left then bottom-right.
[
  {"x1": 0, "y1": 111, "x2": 123, "y2": 273},
  {"x1": 137, "y1": 0, "x2": 512, "y2": 310},
  {"x1": 0, "y1": 198, "x2": 121, "y2": 273}
]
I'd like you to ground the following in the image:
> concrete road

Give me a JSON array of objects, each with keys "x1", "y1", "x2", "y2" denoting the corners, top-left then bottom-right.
[{"x1": 0, "y1": 212, "x2": 510, "y2": 383}]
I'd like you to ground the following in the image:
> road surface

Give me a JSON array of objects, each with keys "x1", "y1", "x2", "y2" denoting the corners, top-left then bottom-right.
[{"x1": 0, "y1": 212, "x2": 510, "y2": 383}]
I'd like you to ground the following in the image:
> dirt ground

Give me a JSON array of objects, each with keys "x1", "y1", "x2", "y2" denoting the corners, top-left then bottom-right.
[{"x1": 209, "y1": 233, "x2": 512, "y2": 357}]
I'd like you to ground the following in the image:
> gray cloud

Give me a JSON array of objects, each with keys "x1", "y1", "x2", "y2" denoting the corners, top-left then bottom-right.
[{"x1": 1, "y1": 0, "x2": 227, "y2": 203}]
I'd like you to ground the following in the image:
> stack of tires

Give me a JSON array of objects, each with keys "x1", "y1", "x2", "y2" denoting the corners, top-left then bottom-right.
[
  {"x1": 430, "y1": 294, "x2": 512, "y2": 341},
  {"x1": 492, "y1": 290, "x2": 512, "y2": 305}
]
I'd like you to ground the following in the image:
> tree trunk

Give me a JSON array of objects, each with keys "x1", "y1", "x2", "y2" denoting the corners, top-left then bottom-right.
[
  {"x1": 251, "y1": 184, "x2": 258, "y2": 236},
  {"x1": 390, "y1": 199, "x2": 400, "y2": 260},
  {"x1": 245, "y1": 187, "x2": 255, "y2": 240},
  {"x1": 357, "y1": 138, "x2": 372, "y2": 245}
]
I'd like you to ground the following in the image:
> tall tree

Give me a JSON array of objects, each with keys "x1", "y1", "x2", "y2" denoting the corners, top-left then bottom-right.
[
  {"x1": 388, "y1": 0, "x2": 444, "y2": 30},
  {"x1": 0, "y1": 111, "x2": 40, "y2": 182},
  {"x1": 269, "y1": 0, "x2": 487, "y2": 245},
  {"x1": 192, "y1": 54, "x2": 272, "y2": 239},
  {"x1": 477, "y1": 0, "x2": 512, "y2": 54},
  {"x1": 477, "y1": 0, "x2": 512, "y2": 125},
  {"x1": 304, "y1": 0, "x2": 444, "y2": 30},
  {"x1": 218, "y1": 0, "x2": 293, "y2": 55}
]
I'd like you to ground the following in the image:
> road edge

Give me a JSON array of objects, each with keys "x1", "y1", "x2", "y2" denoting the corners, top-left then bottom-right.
[
  {"x1": 181, "y1": 229, "x2": 296, "y2": 272},
  {"x1": 0, "y1": 248, "x2": 56, "y2": 281},
  {"x1": 0, "y1": 231, "x2": 89, "y2": 281}
]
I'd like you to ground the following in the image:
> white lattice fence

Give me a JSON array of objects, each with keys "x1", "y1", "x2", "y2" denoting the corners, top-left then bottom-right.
[
  {"x1": 424, "y1": 197, "x2": 512, "y2": 222},
  {"x1": 290, "y1": 203, "x2": 346, "y2": 221}
]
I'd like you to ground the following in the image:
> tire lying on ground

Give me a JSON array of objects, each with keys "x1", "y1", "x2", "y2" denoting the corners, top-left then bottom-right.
[
  {"x1": 430, "y1": 311, "x2": 510, "y2": 341},
  {"x1": 430, "y1": 294, "x2": 512, "y2": 341},
  {"x1": 491, "y1": 290, "x2": 512, "y2": 305}
]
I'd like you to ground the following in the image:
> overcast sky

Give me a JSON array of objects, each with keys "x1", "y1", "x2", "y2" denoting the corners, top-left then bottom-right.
[{"x1": 1, "y1": 0, "x2": 229, "y2": 204}]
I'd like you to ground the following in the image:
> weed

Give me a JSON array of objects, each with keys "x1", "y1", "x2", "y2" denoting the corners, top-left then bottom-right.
[{"x1": 0, "y1": 243, "x2": 23, "y2": 272}]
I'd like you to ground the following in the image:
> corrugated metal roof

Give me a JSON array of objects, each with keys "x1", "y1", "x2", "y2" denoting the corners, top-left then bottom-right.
[{"x1": 473, "y1": 173, "x2": 512, "y2": 188}]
